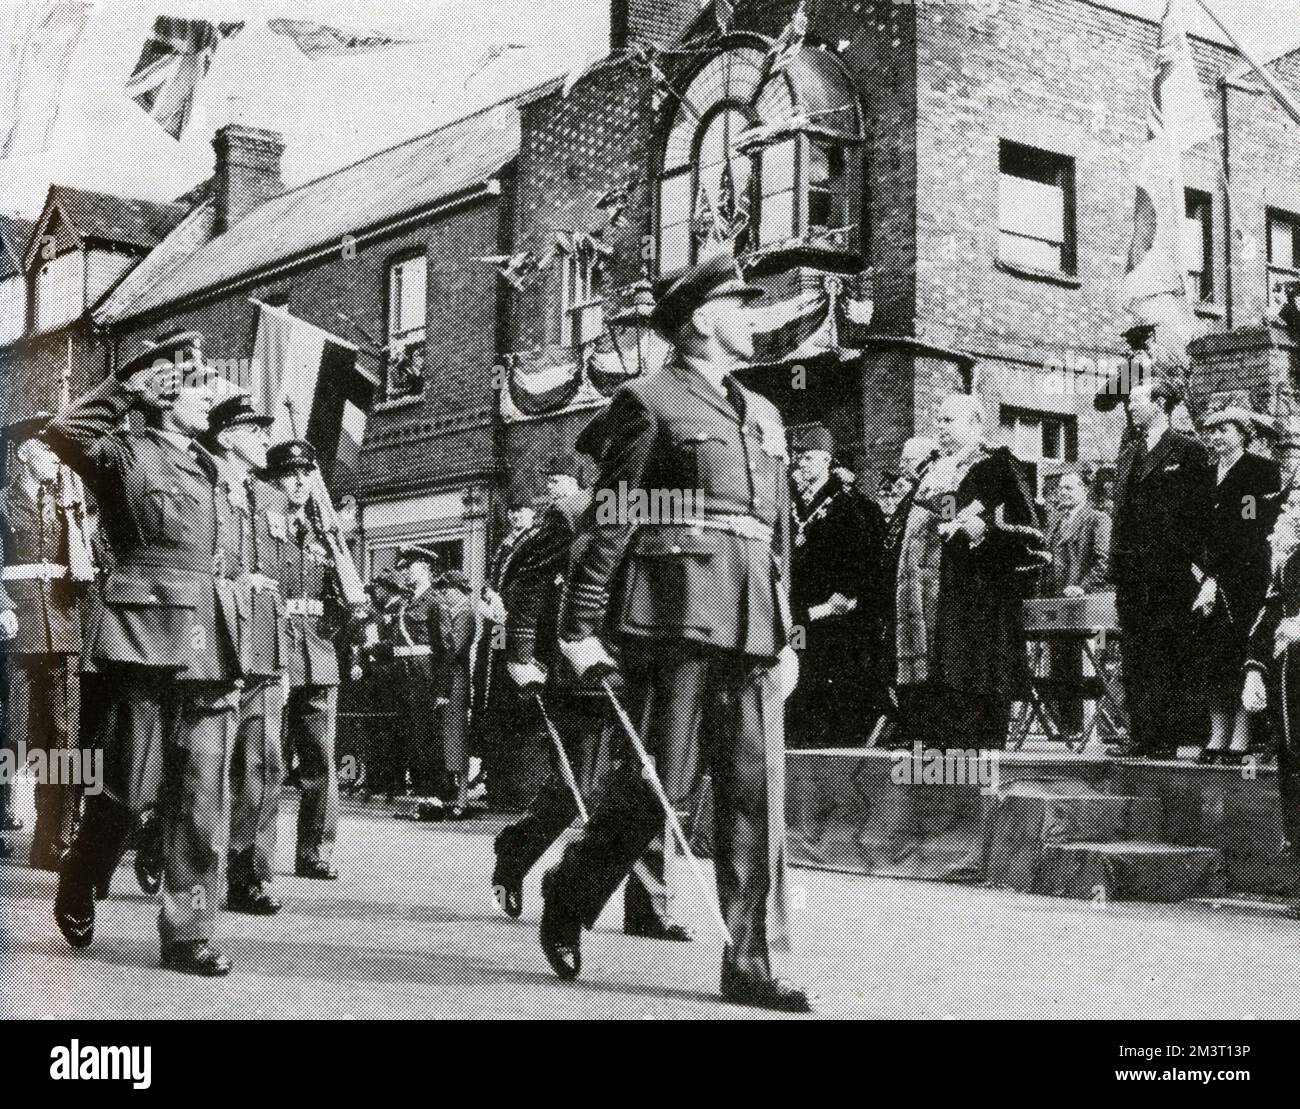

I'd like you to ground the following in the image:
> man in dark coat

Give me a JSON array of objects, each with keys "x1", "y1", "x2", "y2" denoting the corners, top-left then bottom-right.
[
  {"x1": 538, "y1": 254, "x2": 809, "y2": 1012},
  {"x1": 490, "y1": 480, "x2": 688, "y2": 938},
  {"x1": 44, "y1": 336, "x2": 245, "y2": 975},
  {"x1": 1044, "y1": 470, "x2": 1112, "y2": 735},
  {"x1": 263, "y1": 439, "x2": 349, "y2": 878},
  {"x1": 0, "y1": 415, "x2": 88, "y2": 869},
  {"x1": 786, "y1": 423, "x2": 882, "y2": 746},
  {"x1": 1103, "y1": 378, "x2": 1214, "y2": 757},
  {"x1": 199, "y1": 394, "x2": 287, "y2": 914}
]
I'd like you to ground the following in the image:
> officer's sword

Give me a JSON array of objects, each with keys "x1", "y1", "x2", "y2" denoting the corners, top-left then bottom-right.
[
  {"x1": 599, "y1": 676, "x2": 733, "y2": 947},
  {"x1": 530, "y1": 690, "x2": 658, "y2": 895}
]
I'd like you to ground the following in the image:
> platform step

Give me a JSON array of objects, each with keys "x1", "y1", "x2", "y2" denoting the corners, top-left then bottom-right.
[
  {"x1": 1036, "y1": 840, "x2": 1227, "y2": 902},
  {"x1": 985, "y1": 782, "x2": 1162, "y2": 892}
]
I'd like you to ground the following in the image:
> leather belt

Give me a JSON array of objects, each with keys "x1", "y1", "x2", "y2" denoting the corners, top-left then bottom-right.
[
  {"x1": 1, "y1": 562, "x2": 69, "y2": 581},
  {"x1": 285, "y1": 597, "x2": 324, "y2": 617},
  {"x1": 393, "y1": 645, "x2": 433, "y2": 657},
  {"x1": 680, "y1": 515, "x2": 775, "y2": 543}
]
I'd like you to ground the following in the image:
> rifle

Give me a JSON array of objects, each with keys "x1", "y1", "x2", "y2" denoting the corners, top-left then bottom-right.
[{"x1": 57, "y1": 337, "x2": 96, "y2": 584}]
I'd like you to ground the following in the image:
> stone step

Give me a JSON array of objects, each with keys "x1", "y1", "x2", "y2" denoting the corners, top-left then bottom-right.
[
  {"x1": 1036, "y1": 841, "x2": 1227, "y2": 902},
  {"x1": 985, "y1": 782, "x2": 1162, "y2": 892}
]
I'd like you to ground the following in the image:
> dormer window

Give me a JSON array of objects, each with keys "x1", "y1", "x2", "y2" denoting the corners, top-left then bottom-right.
[{"x1": 656, "y1": 42, "x2": 862, "y2": 271}]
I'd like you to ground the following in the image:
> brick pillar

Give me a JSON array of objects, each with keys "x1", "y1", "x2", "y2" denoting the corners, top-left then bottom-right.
[{"x1": 1187, "y1": 321, "x2": 1300, "y2": 474}]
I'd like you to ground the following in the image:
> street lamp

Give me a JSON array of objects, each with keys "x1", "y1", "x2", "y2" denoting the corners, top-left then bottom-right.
[{"x1": 606, "y1": 276, "x2": 657, "y2": 377}]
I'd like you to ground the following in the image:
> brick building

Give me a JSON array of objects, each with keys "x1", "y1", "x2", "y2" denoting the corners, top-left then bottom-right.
[
  {"x1": 92, "y1": 103, "x2": 520, "y2": 595},
  {"x1": 498, "y1": 0, "x2": 1300, "y2": 503},
  {"x1": 6, "y1": 0, "x2": 1300, "y2": 586},
  {"x1": 0, "y1": 188, "x2": 187, "y2": 422}
]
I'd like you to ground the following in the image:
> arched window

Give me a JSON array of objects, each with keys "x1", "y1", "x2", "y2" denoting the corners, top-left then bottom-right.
[{"x1": 656, "y1": 43, "x2": 862, "y2": 272}]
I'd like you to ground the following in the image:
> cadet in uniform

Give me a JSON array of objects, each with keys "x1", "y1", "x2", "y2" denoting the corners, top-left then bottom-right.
[
  {"x1": 262, "y1": 440, "x2": 345, "y2": 879},
  {"x1": 491, "y1": 476, "x2": 689, "y2": 940},
  {"x1": 539, "y1": 254, "x2": 810, "y2": 1012},
  {"x1": 434, "y1": 567, "x2": 478, "y2": 815},
  {"x1": 1, "y1": 415, "x2": 87, "y2": 868},
  {"x1": 200, "y1": 394, "x2": 287, "y2": 914},
  {"x1": 391, "y1": 546, "x2": 444, "y2": 801},
  {"x1": 45, "y1": 336, "x2": 245, "y2": 976},
  {"x1": 363, "y1": 570, "x2": 411, "y2": 800}
]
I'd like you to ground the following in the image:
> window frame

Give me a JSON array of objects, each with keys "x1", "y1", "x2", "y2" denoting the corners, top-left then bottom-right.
[
  {"x1": 996, "y1": 140, "x2": 1078, "y2": 277},
  {"x1": 1267, "y1": 208, "x2": 1300, "y2": 316},
  {"x1": 32, "y1": 246, "x2": 86, "y2": 334},
  {"x1": 1000, "y1": 405, "x2": 1079, "y2": 466},
  {"x1": 1184, "y1": 188, "x2": 1214, "y2": 304},
  {"x1": 653, "y1": 42, "x2": 862, "y2": 273},
  {"x1": 383, "y1": 251, "x2": 428, "y2": 402}
]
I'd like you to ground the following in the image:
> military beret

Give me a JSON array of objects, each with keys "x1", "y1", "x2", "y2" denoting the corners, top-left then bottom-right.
[
  {"x1": 790, "y1": 422, "x2": 835, "y2": 455},
  {"x1": 262, "y1": 438, "x2": 317, "y2": 478},
  {"x1": 648, "y1": 253, "x2": 764, "y2": 339}
]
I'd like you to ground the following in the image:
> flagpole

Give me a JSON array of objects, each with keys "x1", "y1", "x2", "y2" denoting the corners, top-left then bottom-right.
[{"x1": 1189, "y1": 0, "x2": 1300, "y2": 127}]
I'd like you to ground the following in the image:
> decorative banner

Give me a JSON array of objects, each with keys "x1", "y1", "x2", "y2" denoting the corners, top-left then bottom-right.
[
  {"x1": 125, "y1": 15, "x2": 244, "y2": 139},
  {"x1": 750, "y1": 273, "x2": 874, "y2": 366},
  {"x1": 267, "y1": 17, "x2": 419, "y2": 58},
  {"x1": 502, "y1": 347, "x2": 585, "y2": 420}
]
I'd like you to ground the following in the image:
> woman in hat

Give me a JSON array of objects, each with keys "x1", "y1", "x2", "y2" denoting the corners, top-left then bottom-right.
[{"x1": 1197, "y1": 397, "x2": 1282, "y2": 763}]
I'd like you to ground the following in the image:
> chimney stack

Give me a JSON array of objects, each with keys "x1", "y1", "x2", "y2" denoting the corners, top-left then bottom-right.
[{"x1": 212, "y1": 124, "x2": 285, "y2": 234}]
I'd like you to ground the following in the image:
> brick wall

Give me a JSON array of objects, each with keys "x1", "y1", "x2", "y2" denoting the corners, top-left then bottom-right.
[{"x1": 109, "y1": 194, "x2": 508, "y2": 504}]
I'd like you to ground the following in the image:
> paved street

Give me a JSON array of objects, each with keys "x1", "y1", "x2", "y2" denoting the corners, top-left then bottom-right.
[{"x1": 4, "y1": 798, "x2": 1300, "y2": 1019}]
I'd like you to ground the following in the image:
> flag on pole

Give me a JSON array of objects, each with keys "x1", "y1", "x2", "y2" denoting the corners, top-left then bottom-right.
[
  {"x1": 125, "y1": 16, "x2": 244, "y2": 139},
  {"x1": 267, "y1": 17, "x2": 419, "y2": 58},
  {"x1": 765, "y1": 0, "x2": 808, "y2": 77},
  {"x1": 1122, "y1": 0, "x2": 1218, "y2": 328},
  {"x1": 251, "y1": 302, "x2": 377, "y2": 484},
  {"x1": 0, "y1": 1, "x2": 94, "y2": 159}
]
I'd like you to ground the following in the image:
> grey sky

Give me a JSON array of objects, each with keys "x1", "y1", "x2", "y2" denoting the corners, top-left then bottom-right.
[{"x1": 0, "y1": 0, "x2": 1297, "y2": 216}]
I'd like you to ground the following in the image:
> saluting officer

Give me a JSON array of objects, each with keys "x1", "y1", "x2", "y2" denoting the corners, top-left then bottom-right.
[
  {"x1": 262, "y1": 440, "x2": 345, "y2": 880},
  {"x1": 539, "y1": 254, "x2": 810, "y2": 1012},
  {"x1": 199, "y1": 393, "x2": 287, "y2": 914},
  {"x1": 0, "y1": 414, "x2": 87, "y2": 869},
  {"x1": 45, "y1": 335, "x2": 245, "y2": 976}
]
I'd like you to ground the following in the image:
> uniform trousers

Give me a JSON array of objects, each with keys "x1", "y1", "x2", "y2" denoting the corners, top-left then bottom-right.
[
  {"x1": 62, "y1": 662, "x2": 238, "y2": 945},
  {"x1": 495, "y1": 688, "x2": 675, "y2": 929},
  {"x1": 3, "y1": 654, "x2": 82, "y2": 852},
  {"x1": 228, "y1": 677, "x2": 285, "y2": 884},
  {"x1": 545, "y1": 643, "x2": 790, "y2": 978},
  {"x1": 285, "y1": 682, "x2": 338, "y2": 865}
]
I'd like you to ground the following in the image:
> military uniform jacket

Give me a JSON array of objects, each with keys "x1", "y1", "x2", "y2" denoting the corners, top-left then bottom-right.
[
  {"x1": 0, "y1": 481, "x2": 83, "y2": 655},
  {"x1": 226, "y1": 464, "x2": 288, "y2": 680},
  {"x1": 267, "y1": 505, "x2": 340, "y2": 688},
  {"x1": 1110, "y1": 428, "x2": 1213, "y2": 628},
  {"x1": 506, "y1": 492, "x2": 588, "y2": 671},
  {"x1": 560, "y1": 359, "x2": 791, "y2": 661},
  {"x1": 41, "y1": 376, "x2": 245, "y2": 682}
]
